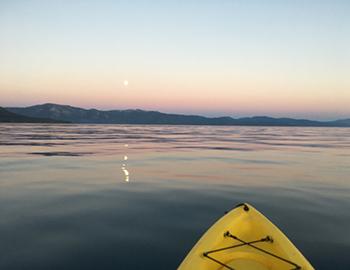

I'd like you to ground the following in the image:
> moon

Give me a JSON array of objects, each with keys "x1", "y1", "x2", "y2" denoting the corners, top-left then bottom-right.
[{"x1": 123, "y1": 80, "x2": 129, "y2": 86}]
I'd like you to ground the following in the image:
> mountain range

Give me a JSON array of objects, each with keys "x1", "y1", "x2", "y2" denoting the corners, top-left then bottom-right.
[
  {"x1": 3, "y1": 103, "x2": 350, "y2": 127},
  {"x1": 0, "y1": 106, "x2": 66, "y2": 123}
]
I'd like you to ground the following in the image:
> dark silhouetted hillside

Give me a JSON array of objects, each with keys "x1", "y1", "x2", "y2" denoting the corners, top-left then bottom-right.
[
  {"x1": 6, "y1": 103, "x2": 350, "y2": 127},
  {"x1": 0, "y1": 106, "x2": 68, "y2": 123}
]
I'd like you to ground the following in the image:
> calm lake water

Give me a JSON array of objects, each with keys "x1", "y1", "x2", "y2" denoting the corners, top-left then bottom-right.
[{"x1": 0, "y1": 124, "x2": 349, "y2": 269}]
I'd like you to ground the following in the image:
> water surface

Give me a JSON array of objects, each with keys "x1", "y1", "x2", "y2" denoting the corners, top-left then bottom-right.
[{"x1": 0, "y1": 124, "x2": 349, "y2": 269}]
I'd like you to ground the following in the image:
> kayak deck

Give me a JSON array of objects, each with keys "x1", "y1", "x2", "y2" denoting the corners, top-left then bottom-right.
[{"x1": 178, "y1": 203, "x2": 314, "y2": 270}]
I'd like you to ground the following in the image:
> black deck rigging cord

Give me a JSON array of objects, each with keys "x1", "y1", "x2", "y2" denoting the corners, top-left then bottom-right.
[{"x1": 203, "y1": 231, "x2": 301, "y2": 270}]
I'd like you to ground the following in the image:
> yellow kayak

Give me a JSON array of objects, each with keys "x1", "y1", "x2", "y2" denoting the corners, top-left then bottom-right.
[{"x1": 178, "y1": 203, "x2": 314, "y2": 270}]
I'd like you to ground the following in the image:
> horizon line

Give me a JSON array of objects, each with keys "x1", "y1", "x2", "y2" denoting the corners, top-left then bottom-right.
[{"x1": 3, "y1": 102, "x2": 349, "y2": 122}]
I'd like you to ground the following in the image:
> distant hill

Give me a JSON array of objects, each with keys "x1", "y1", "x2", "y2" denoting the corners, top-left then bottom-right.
[
  {"x1": 328, "y1": 118, "x2": 350, "y2": 126},
  {"x1": 6, "y1": 103, "x2": 233, "y2": 125},
  {"x1": 0, "y1": 106, "x2": 68, "y2": 123},
  {"x1": 5, "y1": 103, "x2": 350, "y2": 127}
]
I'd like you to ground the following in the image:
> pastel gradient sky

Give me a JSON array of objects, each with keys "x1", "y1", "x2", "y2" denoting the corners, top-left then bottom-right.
[{"x1": 1, "y1": 0, "x2": 349, "y2": 120}]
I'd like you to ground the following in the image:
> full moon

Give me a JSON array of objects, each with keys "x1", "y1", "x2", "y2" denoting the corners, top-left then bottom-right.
[{"x1": 123, "y1": 80, "x2": 129, "y2": 86}]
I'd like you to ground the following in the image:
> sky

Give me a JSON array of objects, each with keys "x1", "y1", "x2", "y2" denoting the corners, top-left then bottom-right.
[{"x1": 0, "y1": 0, "x2": 349, "y2": 120}]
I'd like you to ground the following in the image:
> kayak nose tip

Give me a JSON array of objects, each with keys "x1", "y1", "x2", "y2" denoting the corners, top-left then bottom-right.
[{"x1": 235, "y1": 203, "x2": 250, "y2": 211}]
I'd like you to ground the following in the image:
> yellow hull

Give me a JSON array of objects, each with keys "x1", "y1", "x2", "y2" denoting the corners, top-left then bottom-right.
[{"x1": 178, "y1": 203, "x2": 314, "y2": 270}]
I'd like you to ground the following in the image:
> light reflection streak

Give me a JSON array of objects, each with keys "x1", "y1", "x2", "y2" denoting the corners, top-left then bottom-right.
[
  {"x1": 121, "y1": 163, "x2": 129, "y2": 182},
  {"x1": 121, "y1": 143, "x2": 130, "y2": 182}
]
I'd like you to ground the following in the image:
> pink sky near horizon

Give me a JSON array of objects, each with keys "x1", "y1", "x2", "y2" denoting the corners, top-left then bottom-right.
[{"x1": 1, "y1": 74, "x2": 349, "y2": 120}]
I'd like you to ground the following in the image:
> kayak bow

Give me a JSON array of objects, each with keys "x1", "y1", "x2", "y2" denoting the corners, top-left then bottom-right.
[{"x1": 178, "y1": 203, "x2": 314, "y2": 270}]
